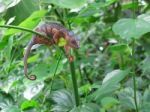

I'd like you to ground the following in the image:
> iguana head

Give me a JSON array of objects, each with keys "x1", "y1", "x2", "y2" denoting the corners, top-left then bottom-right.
[{"x1": 66, "y1": 31, "x2": 79, "y2": 49}]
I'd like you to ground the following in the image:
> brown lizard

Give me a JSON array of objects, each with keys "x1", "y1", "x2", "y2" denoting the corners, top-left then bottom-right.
[{"x1": 24, "y1": 23, "x2": 79, "y2": 80}]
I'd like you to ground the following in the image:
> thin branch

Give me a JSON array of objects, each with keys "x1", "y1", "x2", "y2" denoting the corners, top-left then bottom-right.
[
  {"x1": 42, "y1": 51, "x2": 62, "y2": 104},
  {"x1": 0, "y1": 25, "x2": 49, "y2": 39},
  {"x1": 83, "y1": 67, "x2": 93, "y2": 84}
]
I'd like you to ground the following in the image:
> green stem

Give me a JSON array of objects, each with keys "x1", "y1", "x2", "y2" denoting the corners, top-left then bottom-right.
[
  {"x1": 68, "y1": 20, "x2": 80, "y2": 106},
  {"x1": 42, "y1": 52, "x2": 62, "y2": 104},
  {"x1": 132, "y1": 40, "x2": 138, "y2": 112},
  {"x1": 78, "y1": 66, "x2": 84, "y2": 85},
  {"x1": 132, "y1": 0, "x2": 139, "y2": 112},
  {"x1": 69, "y1": 61, "x2": 80, "y2": 106},
  {"x1": 0, "y1": 25, "x2": 49, "y2": 39},
  {"x1": 120, "y1": 53, "x2": 124, "y2": 69},
  {"x1": 83, "y1": 67, "x2": 93, "y2": 84},
  {"x1": 53, "y1": 8, "x2": 80, "y2": 106},
  {"x1": 49, "y1": 52, "x2": 62, "y2": 93}
]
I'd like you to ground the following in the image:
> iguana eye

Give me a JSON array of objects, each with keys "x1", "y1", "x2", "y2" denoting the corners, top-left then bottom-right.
[{"x1": 71, "y1": 40, "x2": 76, "y2": 44}]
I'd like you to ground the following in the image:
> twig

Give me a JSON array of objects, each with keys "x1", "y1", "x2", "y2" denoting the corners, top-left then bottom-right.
[{"x1": 0, "y1": 25, "x2": 49, "y2": 39}]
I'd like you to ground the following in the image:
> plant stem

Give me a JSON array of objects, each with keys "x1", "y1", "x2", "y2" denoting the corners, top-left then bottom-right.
[
  {"x1": 69, "y1": 61, "x2": 80, "y2": 106},
  {"x1": 53, "y1": 8, "x2": 80, "y2": 106},
  {"x1": 131, "y1": 40, "x2": 138, "y2": 112},
  {"x1": 68, "y1": 21, "x2": 80, "y2": 106},
  {"x1": 0, "y1": 25, "x2": 49, "y2": 39},
  {"x1": 49, "y1": 51, "x2": 62, "y2": 93},
  {"x1": 132, "y1": 0, "x2": 139, "y2": 112},
  {"x1": 83, "y1": 67, "x2": 93, "y2": 84},
  {"x1": 120, "y1": 53, "x2": 124, "y2": 69},
  {"x1": 42, "y1": 52, "x2": 62, "y2": 104}
]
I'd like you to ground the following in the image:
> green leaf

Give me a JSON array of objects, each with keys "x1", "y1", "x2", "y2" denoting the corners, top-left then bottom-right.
[
  {"x1": 31, "y1": 60, "x2": 63, "y2": 80},
  {"x1": 0, "y1": 76, "x2": 17, "y2": 93},
  {"x1": 101, "y1": 97, "x2": 119, "y2": 109},
  {"x1": 141, "y1": 102, "x2": 150, "y2": 112},
  {"x1": 79, "y1": 84, "x2": 91, "y2": 95},
  {"x1": 0, "y1": 0, "x2": 21, "y2": 13},
  {"x1": 90, "y1": 84, "x2": 120, "y2": 101},
  {"x1": 5, "y1": 10, "x2": 47, "y2": 36},
  {"x1": 102, "y1": 69, "x2": 130, "y2": 85},
  {"x1": 104, "y1": 0, "x2": 118, "y2": 6},
  {"x1": 138, "y1": 14, "x2": 150, "y2": 23},
  {"x1": 78, "y1": 4, "x2": 100, "y2": 17},
  {"x1": 4, "y1": 37, "x2": 13, "y2": 60},
  {"x1": 0, "y1": 10, "x2": 47, "y2": 50},
  {"x1": 113, "y1": 18, "x2": 150, "y2": 40},
  {"x1": 21, "y1": 100, "x2": 38, "y2": 110},
  {"x1": 23, "y1": 82, "x2": 44, "y2": 100},
  {"x1": 143, "y1": 87, "x2": 150, "y2": 102},
  {"x1": 2, "y1": 106, "x2": 20, "y2": 112},
  {"x1": 140, "y1": 55, "x2": 150, "y2": 76},
  {"x1": 118, "y1": 87, "x2": 140, "y2": 110},
  {"x1": 19, "y1": 54, "x2": 40, "y2": 66},
  {"x1": 4, "y1": 0, "x2": 39, "y2": 25},
  {"x1": 71, "y1": 103, "x2": 100, "y2": 112},
  {"x1": 108, "y1": 44, "x2": 132, "y2": 55},
  {"x1": 122, "y1": 1, "x2": 138, "y2": 10},
  {"x1": 51, "y1": 89, "x2": 75, "y2": 112},
  {"x1": 89, "y1": 69, "x2": 129, "y2": 101},
  {"x1": 0, "y1": 39, "x2": 8, "y2": 50},
  {"x1": 43, "y1": 0, "x2": 88, "y2": 9}
]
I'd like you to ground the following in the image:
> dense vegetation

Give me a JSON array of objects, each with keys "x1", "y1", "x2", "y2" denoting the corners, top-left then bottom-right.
[{"x1": 0, "y1": 0, "x2": 150, "y2": 112}]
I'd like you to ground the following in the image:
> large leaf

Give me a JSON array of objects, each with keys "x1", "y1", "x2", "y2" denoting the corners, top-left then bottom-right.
[
  {"x1": 1, "y1": 106, "x2": 20, "y2": 112},
  {"x1": 139, "y1": 55, "x2": 150, "y2": 78},
  {"x1": 0, "y1": 92, "x2": 20, "y2": 112},
  {"x1": 138, "y1": 14, "x2": 150, "y2": 23},
  {"x1": 71, "y1": 103, "x2": 100, "y2": 112},
  {"x1": 4, "y1": 0, "x2": 39, "y2": 25},
  {"x1": 141, "y1": 102, "x2": 150, "y2": 112},
  {"x1": 23, "y1": 82, "x2": 44, "y2": 100},
  {"x1": 43, "y1": 0, "x2": 87, "y2": 9},
  {"x1": 0, "y1": 75, "x2": 18, "y2": 93},
  {"x1": 4, "y1": 10, "x2": 47, "y2": 36},
  {"x1": 108, "y1": 44, "x2": 132, "y2": 55},
  {"x1": 118, "y1": 87, "x2": 140, "y2": 110},
  {"x1": 89, "y1": 69, "x2": 129, "y2": 101},
  {"x1": 51, "y1": 89, "x2": 75, "y2": 112},
  {"x1": 102, "y1": 69, "x2": 130, "y2": 85},
  {"x1": 0, "y1": 10, "x2": 46, "y2": 50},
  {"x1": 78, "y1": 3, "x2": 100, "y2": 18},
  {"x1": 143, "y1": 87, "x2": 150, "y2": 102},
  {"x1": 90, "y1": 84, "x2": 120, "y2": 101},
  {"x1": 0, "y1": 0, "x2": 21, "y2": 13},
  {"x1": 101, "y1": 97, "x2": 119, "y2": 109},
  {"x1": 113, "y1": 18, "x2": 150, "y2": 40},
  {"x1": 31, "y1": 59, "x2": 63, "y2": 81}
]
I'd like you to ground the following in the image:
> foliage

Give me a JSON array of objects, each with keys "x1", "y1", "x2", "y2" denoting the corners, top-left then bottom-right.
[{"x1": 0, "y1": 0, "x2": 150, "y2": 112}]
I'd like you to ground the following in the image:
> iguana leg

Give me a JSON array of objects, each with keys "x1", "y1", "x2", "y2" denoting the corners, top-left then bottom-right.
[
  {"x1": 53, "y1": 31, "x2": 61, "y2": 44},
  {"x1": 64, "y1": 45, "x2": 74, "y2": 62}
]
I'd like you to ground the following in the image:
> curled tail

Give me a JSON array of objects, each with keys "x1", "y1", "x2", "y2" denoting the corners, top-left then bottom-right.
[
  {"x1": 24, "y1": 36, "x2": 54, "y2": 80},
  {"x1": 24, "y1": 38, "x2": 36, "y2": 80}
]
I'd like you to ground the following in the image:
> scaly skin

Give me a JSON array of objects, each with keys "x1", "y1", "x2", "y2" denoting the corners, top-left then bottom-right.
[{"x1": 24, "y1": 23, "x2": 79, "y2": 80}]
